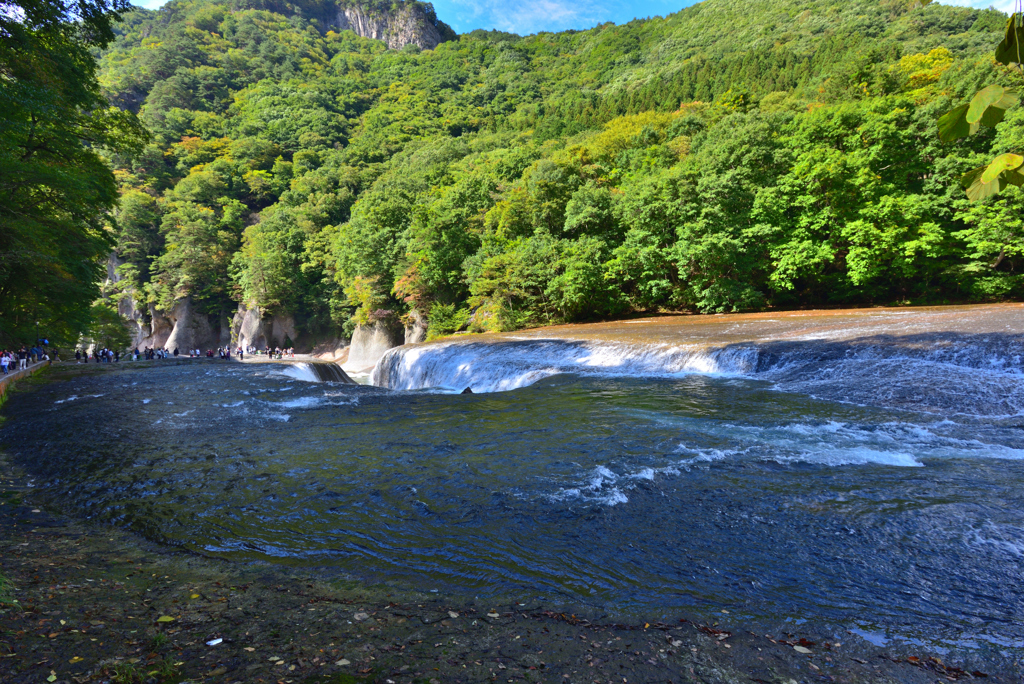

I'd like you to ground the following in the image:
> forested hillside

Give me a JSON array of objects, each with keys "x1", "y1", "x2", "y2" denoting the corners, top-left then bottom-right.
[{"x1": 99, "y1": 0, "x2": 1022, "y2": 343}]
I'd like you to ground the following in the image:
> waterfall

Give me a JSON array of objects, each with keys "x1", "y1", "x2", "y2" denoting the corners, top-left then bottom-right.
[
  {"x1": 369, "y1": 334, "x2": 1024, "y2": 416},
  {"x1": 282, "y1": 362, "x2": 357, "y2": 384}
]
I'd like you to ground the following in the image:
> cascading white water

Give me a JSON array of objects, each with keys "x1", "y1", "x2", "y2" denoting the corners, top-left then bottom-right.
[
  {"x1": 281, "y1": 361, "x2": 356, "y2": 384},
  {"x1": 370, "y1": 332, "x2": 1024, "y2": 416},
  {"x1": 371, "y1": 339, "x2": 765, "y2": 392}
]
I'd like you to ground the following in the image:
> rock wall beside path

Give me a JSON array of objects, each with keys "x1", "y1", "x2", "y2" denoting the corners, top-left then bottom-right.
[{"x1": 0, "y1": 360, "x2": 49, "y2": 408}]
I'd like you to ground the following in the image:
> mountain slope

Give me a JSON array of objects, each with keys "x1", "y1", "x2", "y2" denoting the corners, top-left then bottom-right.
[{"x1": 99, "y1": 0, "x2": 1021, "y2": 350}]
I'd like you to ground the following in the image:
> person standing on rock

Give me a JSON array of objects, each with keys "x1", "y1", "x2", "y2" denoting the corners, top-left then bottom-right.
[{"x1": 173, "y1": 347, "x2": 179, "y2": 357}]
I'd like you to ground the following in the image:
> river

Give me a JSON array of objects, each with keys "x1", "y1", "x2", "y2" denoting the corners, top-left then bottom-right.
[{"x1": 3, "y1": 304, "x2": 1023, "y2": 662}]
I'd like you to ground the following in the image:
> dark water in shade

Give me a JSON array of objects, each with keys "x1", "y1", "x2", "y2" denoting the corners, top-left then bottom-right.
[{"x1": 3, "y1": 305, "x2": 1024, "y2": 660}]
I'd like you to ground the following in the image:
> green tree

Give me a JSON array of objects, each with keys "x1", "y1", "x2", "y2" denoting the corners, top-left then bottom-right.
[{"x1": 0, "y1": 0, "x2": 146, "y2": 345}]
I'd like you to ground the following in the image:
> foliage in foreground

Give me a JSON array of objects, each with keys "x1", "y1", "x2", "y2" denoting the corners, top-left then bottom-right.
[
  {"x1": 0, "y1": 0, "x2": 147, "y2": 347},
  {"x1": 95, "y1": 0, "x2": 1024, "y2": 337}
]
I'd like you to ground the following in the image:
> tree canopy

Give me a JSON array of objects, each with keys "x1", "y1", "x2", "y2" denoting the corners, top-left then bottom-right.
[
  {"x1": 92, "y1": 0, "x2": 1023, "y2": 340},
  {"x1": 0, "y1": 0, "x2": 145, "y2": 346}
]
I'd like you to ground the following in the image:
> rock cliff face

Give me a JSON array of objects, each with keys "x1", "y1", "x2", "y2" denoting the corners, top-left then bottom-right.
[
  {"x1": 329, "y1": 1, "x2": 455, "y2": 50},
  {"x1": 344, "y1": 319, "x2": 406, "y2": 371},
  {"x1": 164, "y1": 298, "x2": 220, "y2": 352},
  {"x1": 232, "y1": 304, "x2": 300, "y2": 350}
]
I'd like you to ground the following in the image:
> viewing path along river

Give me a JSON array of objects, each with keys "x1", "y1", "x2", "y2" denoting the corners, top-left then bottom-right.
[{"x1": 2, "y1": 303, "x2": 1023, "y2": 670}]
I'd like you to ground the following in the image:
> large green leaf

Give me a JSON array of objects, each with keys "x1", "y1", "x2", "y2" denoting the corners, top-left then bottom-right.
[
  {"x1": 962, "y1": 163, "x2": 1024, "y2": 201},
  {"x1": 937, "y1": 104, "x2": 977, "y2": 142},
  {"x1": 981, "y1": 153, "x2": 1024, "y2": 184},
  {"x1": 966, "y1": 85, "x2": 1018, "y2": 125},
  {"x1": 995, "y1": 13, "x2": 1024, "y2": 65}
]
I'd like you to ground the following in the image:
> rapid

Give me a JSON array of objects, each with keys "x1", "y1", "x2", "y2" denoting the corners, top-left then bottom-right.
[{"x1": 3, "y1": 304, "x2": 1023, "y2": 662}]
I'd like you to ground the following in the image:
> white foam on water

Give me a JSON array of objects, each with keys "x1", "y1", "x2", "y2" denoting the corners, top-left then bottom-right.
[
  {"x1": 373, "y1": 333, "x2": 1024, "y2": 419},
  {"x1": 54, "y1": 394, "x2": 105, "y2": 405},
  {"x1": 965, "y1": 522, "x2": 1024, "y2": 559},
  {"x1": 269, "y1": 395, "x2": 358, "y2": 409},
  {"x1": 279, "y1": 364, "x2": 318, "y2": 383},
  {"x1": 666, "y1": 419, "x2": 1024, "y2": 468},
  {"x1": 550, "y1": 465, "x2": 631, "y2": 506},
  {"x1": 372, "y1": 339, "x2": 755, "y2": 393}
]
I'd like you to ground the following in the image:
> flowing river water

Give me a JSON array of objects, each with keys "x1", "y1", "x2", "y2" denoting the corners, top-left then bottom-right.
[{"x1": 3, "y1": 304, "x2": 1024, "y2": 662}]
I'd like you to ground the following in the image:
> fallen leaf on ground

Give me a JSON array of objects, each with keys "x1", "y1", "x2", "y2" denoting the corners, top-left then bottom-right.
[
  {"x1": 793, "y1": 645, "x2": 812, "y2": 654},
  {"x1": 156, "y1": 616, "x2": 174, "y2": 623}
]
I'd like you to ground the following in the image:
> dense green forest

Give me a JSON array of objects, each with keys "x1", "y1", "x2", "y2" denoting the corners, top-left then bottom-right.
[
  {"x1": 9, "y1": 0, "x2": 1024, "y2": 347},
  {"x1": 0, "y1": 0, "x2": 145, "y2": 347}
]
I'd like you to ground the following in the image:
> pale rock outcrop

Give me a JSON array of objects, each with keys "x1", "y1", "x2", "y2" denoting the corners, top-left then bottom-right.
[
  {"x1": 233, "y1": 304, "x2": 302, "y2": 350},
  {"x1": 237, "y1": 306, "x2": 267, "y2": 350},
  {"x1": 344, "y1": 319, "x2": 405, "y2": 371},
  {"x1": 312, "y1": 339, "x2": 350, "y2": 363},
  {"x1": 267, "y1": 313, "x2": 298, "y2": 349},
  {"x1": 164, "y1": 298, "x2": 218, "y2": 352},
  {"x1": 404, "y1": 309, "x2": 428, "y2": 345},
  {"x1": 140, "y1": 304, "x2": 174, "y2": 350},
  {"x1": 331, "y1": 2, "x2": 453, "y2": 50}
]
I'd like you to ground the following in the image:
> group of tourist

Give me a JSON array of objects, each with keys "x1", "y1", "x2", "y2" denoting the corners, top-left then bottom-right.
[
  {"x1": 243, "y1": 346, "x2": 294, "y2": 359},
  {"x1": 75, "y1": 348, "x2": 119, "y2": 363},
  {"x1": 0, "y1": 346, "x2": 45, "y2": 374},
  {"x1": 41, "y1": 343, "x2": 298, "y2": 369}
]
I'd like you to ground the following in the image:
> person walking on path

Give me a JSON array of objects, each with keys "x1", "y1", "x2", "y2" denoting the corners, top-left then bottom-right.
[
  {"x1": 1, "y1": 352, "x2": 9, "y2": 375},
  {"x1": 17, "y1": 347, "x2": 27, "y2": 370}
]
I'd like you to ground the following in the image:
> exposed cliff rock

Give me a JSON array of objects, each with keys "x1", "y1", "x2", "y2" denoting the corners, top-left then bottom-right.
[
  {"x1": 104, "y1": 254, "x2": 150, "y2": 349},
  {"x1": 235, "y1": 305, "x2": 266, "y2": 350},
  {"x1": 344, "y1": 319, "x2": 405, "y2": 371},
  {"x1": 404, "y1": 309, "x2": 427, "y2": 345},
  {"x1": 164, "y1": 298, "x2": 220, "y2": 352},
  {"x1": 233, "y1": 304, "x2": 302, "y2": 350},
  {"x1": 141, "y1": 305, "x2": 174, "y2": 350},
  {"x1": 327, "y1": 1, "x2": 455, "y2": 50}
]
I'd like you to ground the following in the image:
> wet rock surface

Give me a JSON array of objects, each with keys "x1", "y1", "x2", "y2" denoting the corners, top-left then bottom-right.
[
  {"x1": 0, "y1": 365, "x2": 1020, "y2": 683},
  {"x1": 1, "y1": 467, "x2": 1005, "y2": 684}
]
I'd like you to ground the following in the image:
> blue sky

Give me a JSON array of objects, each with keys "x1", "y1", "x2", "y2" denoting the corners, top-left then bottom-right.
[{"x1": 130, "y1": 0, "x2": 1015, "y2": 36}]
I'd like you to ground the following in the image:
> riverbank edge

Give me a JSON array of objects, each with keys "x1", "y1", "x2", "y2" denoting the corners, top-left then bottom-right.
[
  {"x1": 0, "y1": 366, "x2": 1015, "y2": 684},
  {"x1": 0, "y1": 360, "x2": 51, "y2": 409}
]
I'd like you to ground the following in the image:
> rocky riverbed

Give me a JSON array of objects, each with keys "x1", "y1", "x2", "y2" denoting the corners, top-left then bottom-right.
[{"x1": 0, "y1": 363, "x2": 1019, "y2": 683}]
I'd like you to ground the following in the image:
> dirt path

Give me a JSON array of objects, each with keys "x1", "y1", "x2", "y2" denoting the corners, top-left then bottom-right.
[{"x1": 0, "y1": 368, "x2": 1016, "y2": 684}]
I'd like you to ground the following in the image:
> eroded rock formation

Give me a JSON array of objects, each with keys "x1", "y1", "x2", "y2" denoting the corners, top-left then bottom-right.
[
  {"x1": 344, "y1": 319, "x2": 405, "y2": 371},
  {"x1": 329, "y1": 1, "x2": 455, "y2": 51}
]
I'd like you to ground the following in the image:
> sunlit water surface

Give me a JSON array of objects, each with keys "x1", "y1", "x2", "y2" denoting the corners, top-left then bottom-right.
[{"x1": 3, "y1": 305, "x2": 1024, "y2": 659}]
